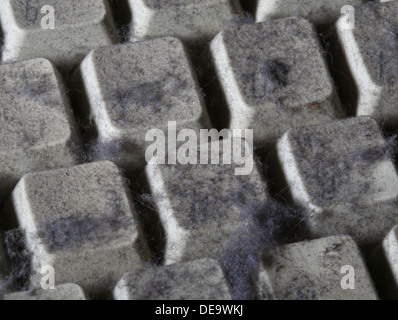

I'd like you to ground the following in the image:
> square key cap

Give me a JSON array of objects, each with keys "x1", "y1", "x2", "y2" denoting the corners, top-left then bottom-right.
[
  {"x1": 335, "y1": 1, "x2": 398, "y2": 129},
  {"x1": 255, "y1": 236, "x2": 377, "y2": 300},
  {"x1": 9, "y1": 161, "x2": 149, "y2": 295},
  {"x1": 127, "y1": 0, "x2": 242, "y2": 46},
  {"x1": 271, "y1": 117, "x2": 398, "y2": 244},
  {"x1": 0, "y1": 58, "x2": 79, "y2": 204},
  {"x1": 0, "y1": 0, "x2": 117, "y2": 72},
  {"x1": 114, "y1": 259, "x2": 232, "y2": 300},
  {"x1": 254, "y1": 0, "x2": 366, "y2": 25},
  {"x1": 144, "y1": 139, "x2": 268, "y2": 265},
  {"x1": 211, "y1": 17, "x2": 343, "y2": 147},
  {"x1": 3, "y1": 283, "x2": 87, "y2": 300},
  {"x1": 75, "y1": 38, "x2": 211, "y2": 171}
]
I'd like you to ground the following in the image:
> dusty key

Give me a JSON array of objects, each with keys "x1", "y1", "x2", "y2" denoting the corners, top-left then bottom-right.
[
  {"x1": 211, "y1": 17, "x2": 343, "y2": 147},
  {"x1": 334, "y1": 1, "x2": 398, "y2": 128},
  {"x1": 114, "y1": 258, "x2": 231, "y2": 300},
  {"x1": 255, "y1": 235, "x2": 377, "y2": 300},
  {"x1": 127, "y1": 0, "x2": 242, "y2": 46},
  {"x1": 143, "y1": 138, "x2": 268, "y2": 265},
  {"x1": 3, "y1": 283, "x2": 87, "y2": 300},
  {"x1": 74, "y1": 37, "x2": 211, "y2": 172},
  {"x1": 270, "y1": 117, "x2": 398, "y2": 244},
  {"x1": 8, "y1": 161, "x2": 149, "y2": 295},
  {"x1": 0, "y1": 0, "x2": 117, "y2": 72},
  {"x1": 382, "y1": 224, "x2": 398, "y2": 296},
  {"x1": 0, "y1": 58, "x2": 79, "y2": 205},
  {"x1": 254, "y1": 0, "x2": 366, "y2": 25}
]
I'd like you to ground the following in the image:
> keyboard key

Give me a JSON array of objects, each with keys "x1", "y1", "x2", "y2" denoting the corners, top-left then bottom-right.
[
  {"x1": 127, "y1": 0, "x2": 242, "y2": 46},
  {"x1": 0, "y1": 58, "x2": 79, "y2": 204},
  {"x1": 269, "y1": 117, "x2": 398, "y2": 244},
  {"x1": 143, "y1": 139, "x2": 268, "y2": 265},
  {"x1": 8, "y1": 161, "x2": 149, "y2": 295},
  {"x1": 211, "y1": 17, "x2": 344, "y2": 147},
  {"x1": 3, "y1": 283, "x2": 87, "y2": 300},
  {"x1": 334, "y1": 1, "x2": 398, "y2": 129},
  {"x1": 254, "y1": 0, "x2": 366, "y2": 25},
  {"x1": 0, "y1": 0, "x2": 117, "y2": 72},
  {"x1": 74, "y1": 38, "x2": 211, "y2": 172},
  {"x1": 114, "y1": 258, "x2": 231, "y2": 300},
  {"x1": 255, "y1": 235, "x2": 377, "y2": 300},
  {"x1": 382, "y1": 225, "x2": 398, "y2": 295}
]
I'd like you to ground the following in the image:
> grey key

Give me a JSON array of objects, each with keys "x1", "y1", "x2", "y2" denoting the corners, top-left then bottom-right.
[
  {"x1": 0, "y1": 58, "x2": 79, "y2": 204},
  {"x1": 3, "y1": 283, "x2": 87, "y2": 300},
  {"x1": 74, "y1": 38, "x2": 211, "y2": 172},
  {"x1": 211, "y1": 17, "x2": 344, "y2": 148},
  {"x1": 255, "y1": 235, "x2": 377, "y2": 300},
  {"x1": 127, "y1": 0, "x2": 242, "y2": 46},
  {"x1": 382, "y1": 224, "x2": 398, "y2": 295},
  {"x1": 143, "y1": 139, "x2": 268, "y2": 264},
  {"x1": 8, "y1": 161, "x2": 149, "y2": 295},
  {"x1": 114, "y1": 258, "x2": 232, "y2": 300},
  {"x1": 269, "y1": 117, "x2": 398, "y2": 244},
  {"x1": 334, "y1": 1, "x2": 398, "y2": 129},
  {"x1": 0, "y1": 0, "x2": 117, "y2": 72}
]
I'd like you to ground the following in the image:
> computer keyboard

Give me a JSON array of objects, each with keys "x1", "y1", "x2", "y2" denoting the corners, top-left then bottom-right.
[{"x1": 1, "y1": 0, "x2": 398, "y2": 301}]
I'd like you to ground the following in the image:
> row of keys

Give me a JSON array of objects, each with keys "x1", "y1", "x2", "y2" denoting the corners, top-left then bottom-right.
[
  {"x1": 3, "y1": 1, "x2": 398, "y2": 205},
  {"x1": 0, "y1": 0, "x2": 242, "y2": 71},
  {"x1": 2, "y1": 235, "x2": 391, "y2": 299},
  {"x1": 1, "y1": 114, "x2": 398, "y2": 296}
]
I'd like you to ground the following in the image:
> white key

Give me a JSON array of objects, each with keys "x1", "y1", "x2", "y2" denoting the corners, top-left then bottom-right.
[
  {"x1": 334, "y1": 1, "x2": 398, "y2": 129},
  {"x1": 0, "y1": 58, "x2": 79, "y2": 204},
  {"x1": 271, "y1": 117, "x2": 398, "y2": 244},
  {"x1": 3, "y1": 283, "x2": 87, "y2": 300},
  {"x1": 211, "y1": 17, "x2": 343, "y2": 147},
  {"x1": 114, "y1": 258, "x2": 231, "y2": 300},
  {"x1": 256, "y1": 235, "x2": 377, "y2": 300},
  {"x1": 127, "y1": 0, "x2": 242, "y2": 45},
  {"x1": 144, "y1": 139, "x2": 268, "y2": 265},
  {"x1": 382, "y1": 225, "x2": 398, "y2": 296},
  {"x1": 74, "y1": 38, "x2": 211, "y2": 172},
  {"x1": 8, "y1": 161, "x2": 149, "y2": 295},
  {"x1": 0, "y1": 0, "x2": 117, "y2": 72},
  {"x1": 254, "y1": 0, "x2": 366, "y2": 25}
]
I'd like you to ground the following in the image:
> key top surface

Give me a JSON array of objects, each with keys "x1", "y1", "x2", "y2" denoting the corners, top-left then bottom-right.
[
  {"x1": 0, "y1": 58, "x2": 79, "y2": 204},
  {"x1": 74, "y1": 38, "x2": 211, "y2": 171},
  {"x1": 211, "y1": 17, "x2": 343, "y2": 147},
  {"x1": 8, "y1": 161, "x2": 149, "y2": 295},
  {"x1": 114, "y1": 258, "x2": 231, "y2": 300},
  {"x1": 144, "y1": 139, "x2": 268, "y2": 264},
  {"x1": 256, "y1": 235, "x2": 377, "y2": 300},
  {"x1": 270, "y1": 116, "x2": 398, "y2": 244}
]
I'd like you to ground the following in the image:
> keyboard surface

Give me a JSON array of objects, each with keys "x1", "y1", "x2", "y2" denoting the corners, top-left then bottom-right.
[{"x1": 1, "y1": 0, "x2": 398, "y2": 300}]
